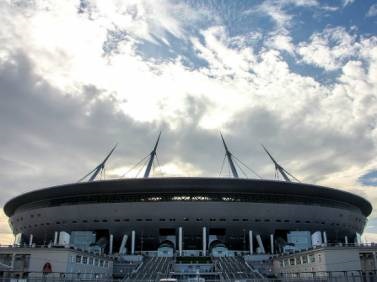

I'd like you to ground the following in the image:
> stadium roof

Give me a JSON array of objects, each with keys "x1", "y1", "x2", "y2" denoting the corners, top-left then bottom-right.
[{"x1": 4, "y1": 177, "x2": 372, "y2": 217}]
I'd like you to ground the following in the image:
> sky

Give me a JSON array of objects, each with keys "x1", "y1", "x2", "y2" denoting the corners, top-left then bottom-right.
[{"x1": 0, "y1": 0, "x2": 377, "y2": 244}]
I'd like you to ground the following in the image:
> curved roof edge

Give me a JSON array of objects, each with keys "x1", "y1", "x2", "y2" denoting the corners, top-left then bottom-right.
[{"x1": 3, "y1": 177, "x2": 373, "y2": 217}]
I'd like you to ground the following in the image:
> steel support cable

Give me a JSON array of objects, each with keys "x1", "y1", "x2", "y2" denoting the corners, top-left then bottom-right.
[
  {"x1": 120, "y1": 154, "x2": 150, "y2": 178},
  {"x1": 77, "y1": 166, "x2": 99, "y2": 182},
  {"x1": 135, "y1": 157, "x2": 149, "y2": 178},
  {"x1": 232, "y1": 155, "x2": 262, "y2": 179},
  {"x1": 155, "y1": 153, "x2": 163, "y2": 176},
  {"x1": 284, "y1": 168, "x2": 301, "y2": 182},
  {"x1": 234, "y1": 159, "x2": 249, "y2": 178},
  {"x1": 218, "y1": 154, "x2": 227, "y2": 177}
]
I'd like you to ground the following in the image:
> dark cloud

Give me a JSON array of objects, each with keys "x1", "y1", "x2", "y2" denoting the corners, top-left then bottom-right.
[{"x1": 0, "y1": 52, "x2": 164, "y2": 204}]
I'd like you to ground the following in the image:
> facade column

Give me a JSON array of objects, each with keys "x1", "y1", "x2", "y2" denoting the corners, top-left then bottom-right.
[
  {"x1": 256, "y1": 234, "x2": 265, "y2": 254},
  {"x1": 202, "y1": 227, "x2": 207, "y2": 256},
  {"x1": 109, "y1": 234, "x2": 113, "y2": 255},
  {"x1": 323, "y1": 231, "x2": 328, "y2": 245},
  {"x1": 131, "y1": 230, "x2": 136, "y2": 255},
  {"x1": 10, "y1": 254, "x2": 15, "y2": 270},
  {"x1": 249, "y1": 230, "x2": 253, "y2": 255},
  {"x1": 178, "y1": 227, "x2": 183, "y2": 256},
  {"x1": 270, "y1": 234, "x2": 274, "y2": 254},
  {"x1": 356, "y1": 233, "x2": 362, "y2": 245},
  {"x1": 345, "y1": 236, "x2": 348, "y2": 245},
  {"x1": 53, "y1": 232, "x2": 58, "y2": 245},
  {"x1": 29, "y1": 234, "x2": 33, "y2": 247},
  {"x1": 119, "y1": 234, "x2": 128, "y2": 255}
]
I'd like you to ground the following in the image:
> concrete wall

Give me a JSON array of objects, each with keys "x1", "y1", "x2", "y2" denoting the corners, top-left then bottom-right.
[
  {"x1": 0, "y1": 247, "x2": 113, "y2": 279},
  {"x1": 273, "y1": 246, "x2": 365, "y2": 278}
]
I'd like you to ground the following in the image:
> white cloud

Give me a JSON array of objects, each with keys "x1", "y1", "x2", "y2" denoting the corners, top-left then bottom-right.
[
  {"x1": 256, "y1": 2, "x2": 293, "y2": 30},
  {"x1": 297, "y1": 27, "x2": 359, "y2": 71},
  {"x1": 265, "y1": 31, "x2": 295, "y2": 54},
  {"x1": 279, "y1": 0, "x2": 319, "y2": 7},
  {"x1": 342, "y1": 0, "x2": 355, "y2": 8},
  {"x1": 367, "y1": 3, "x2": 377, "y2": 17}
]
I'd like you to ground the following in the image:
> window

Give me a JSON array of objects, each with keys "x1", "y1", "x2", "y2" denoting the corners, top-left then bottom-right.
[
  {"x1": 296, "y1": 257, "x2": 301, "y2": 264},
  {"x1": 0, "y1": 254, "x2": 13, "y2": 266},
  {"x1": 82, "y1": 220, "x2": 88, "y2": 223},
  {"x1": 295, "y1": 220, "x2": 301, "y2": 223},
  {"x1": 94, "y1": 219, "x2": 99, "y2": 223},
  {"x1": 196, "y1": 218, "x2": 202, "y2": 221},
  {"x1": 232, "y1": 219, "x2": 239, "y2": 222},
  {"x1": 146, "y1": 219, "x2": 152, "y2": 221},
  {"x1": 284, "y1": 259, "x2": 288, "y2": 267},
  {"x1": 255, "y1": 219, "x2": 261, "y2": 222},
  {"x1": 184, "y1": 218, "x2": 189, "y2": 221},
  {"x1": 136, "y1": 219, "x2": 142, "y2": 222},
  {"x1": 220, "y1": 218, "x2": 226, "y2": 222},
  {"x1": 159, "y1": 219, "x2": 165, "y2": 221},
  {"x1": 72, "y1": 221, "x2": 77, "y2": 224},
  {"x1": 289, "y1": 258, "x2": 295, "y2": 265},
  {"x1": 264, "y1": 219, "x2": 270, "y2": 222},
  {"x1": 169, "y1": 218, "x2": 175, "y2": 221},
  {"x1": 302, "y1": 256, "x2": 307, "y2": 264},
  {"x1": 242, "y1": 219, "x2": 248, "y2": 221},
  {"x1": 276, "y1": 219, "x2": 282, "y2": 222},
  {"x1": 82, "y1": 257, "x2": 88, "y2": 264},
  {"x1": 76, "y1": 255, "x2": 81, "y2": 263},
  {"x1": 89, "y1": 257, "x2": 93, "y2": 265},
  {"x1": 102, "y1": 219, "x2": 108, "y2": 223},
  {"x1": 114, "y1": 219, "x2": 120, "y2": 222},
  {"x1": 123, "y1": 219, "x2": 129, "y2": 222},
  {"x1": 309, "y1": 254, "x2": 315, "y2": 263}
]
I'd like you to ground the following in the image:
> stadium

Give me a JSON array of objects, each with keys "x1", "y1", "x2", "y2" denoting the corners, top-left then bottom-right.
[{"x1": 2, "y1": 135, "x2": 373, "y2": 280}]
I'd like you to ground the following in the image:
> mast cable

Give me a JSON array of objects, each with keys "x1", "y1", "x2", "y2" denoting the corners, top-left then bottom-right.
[
  {"x1": 232, "y1": 155, "x2": 262, "y2": 179},
  {"x1": 219, "y1": 155, "x2": 226, "y2": 177},
  {"x1": 120, "y1": 154, "x2": 150, "y2": 178}
]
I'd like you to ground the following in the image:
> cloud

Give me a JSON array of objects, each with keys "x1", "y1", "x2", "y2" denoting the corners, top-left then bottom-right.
[
  {"x1": 265, "y1": 31, "x2": 295, "y2": 54},
  {"x1": 297, "y1": 27, "x2": 359, "y2": 71},
  {"x1": 367, "y1": 4, "x2": 377, "y2": 17},
  {"x1": 342, "y1": 0, "x2": 355, "y2": 8},
  {"x1": 1, "y1": 0, "x2": 377, "y2": 244},
  {"x1": 254, "y1": 2, "x2": 293, "y2": 30}
]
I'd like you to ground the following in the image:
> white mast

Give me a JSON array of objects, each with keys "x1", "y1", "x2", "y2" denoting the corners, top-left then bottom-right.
[
  {"x1": 144, "y1": 132, "x2": 161, "y2": 178},
  {"x1": 262, "y1": 145, "x2": 299, "y2": 182},
  {"x1": 79, "y1": 144, "x2": 117, "y2": 182},
  {"x1": 220, "y1": 133, "x2": 239, "y2": 178}
]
